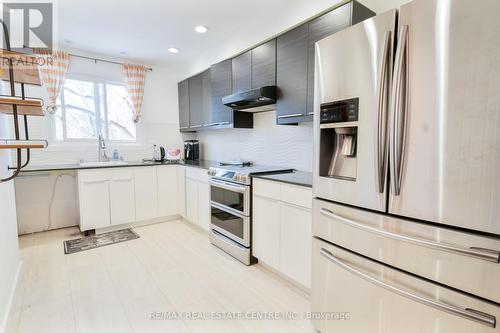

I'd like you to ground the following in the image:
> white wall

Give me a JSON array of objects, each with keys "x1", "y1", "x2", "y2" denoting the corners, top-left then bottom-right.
[
  {"x1": 197, "y1": 112, "x2": 314, "y2": 171},
  {"x1": 0, "y1": 113, "x2": 21, "y2": 332}
]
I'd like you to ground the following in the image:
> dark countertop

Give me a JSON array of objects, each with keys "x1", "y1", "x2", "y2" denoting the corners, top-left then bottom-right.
[
  {"x1": 252, "y1": 170, "x2": 312, "y2": 188},
  {"x1": 20, "y1": 159, "x2": 220, "y2": 173}
]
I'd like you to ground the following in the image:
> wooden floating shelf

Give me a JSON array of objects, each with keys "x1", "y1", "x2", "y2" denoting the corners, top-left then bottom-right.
[
  {"x1": 0, "y1": 139, "x2": 48, "y2": 149},
  {"x1": 0, "y1": 49, "x2": 42, "y2": 86},
  {"x1": 0, "y1": 96, "x2": 44, "y2": 116}
]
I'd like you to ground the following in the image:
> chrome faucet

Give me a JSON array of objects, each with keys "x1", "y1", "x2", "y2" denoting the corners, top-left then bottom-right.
[{"x1": 98, "y1": 133, "x2": 109, "y2": 162}]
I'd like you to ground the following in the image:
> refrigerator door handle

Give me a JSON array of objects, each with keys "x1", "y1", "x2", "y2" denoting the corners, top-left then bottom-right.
[
  {"x1": 375, "y1": 31, "x2": 392, "y2": 194},
  {"x1": 319, "y1": 247, "x2": 497, "y2": 328},
  {"x1": 390, "y1": 25, "x2": 409, "y2": 196},
  {"x1": 319, "y1": 207, "x2": 500, "y2": 263}
]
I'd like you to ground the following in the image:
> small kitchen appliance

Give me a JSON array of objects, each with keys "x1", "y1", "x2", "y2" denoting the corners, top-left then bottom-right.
[
  {"x1": 153, "y1": 145, "x2": 165, "y2": 162},
  {"x1": 165, "y1": 148, "x2": 181, "y2": 161},
  {"x1": 184, "y1": 140, "x2": 199, "y2": 160}
]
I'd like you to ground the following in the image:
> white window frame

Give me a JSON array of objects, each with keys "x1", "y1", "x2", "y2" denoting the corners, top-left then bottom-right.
[{"x1": 53, "y1": 73, "x2": 140, "y2": 145}]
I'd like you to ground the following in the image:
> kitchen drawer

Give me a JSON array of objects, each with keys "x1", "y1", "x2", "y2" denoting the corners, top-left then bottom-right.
[
  {"x1": 109, "y1": 168, "x2": 134, "y2": 181},
  {"x1": 253, "y1": 178, "x2": 281, "y2": 200},
  {"x1": 78, "y1": 169, "x2": 111, "y2": 182},
  {"x1": 280, "y1": 183, "x2": 312, "y2": 209},
  {"x1": 312, "y1": 237, "x2": 499, "y2": 333},
  {"x1": 313, "y1": 198, "x2": 500, "y2": 304},
  {"x1": 186, "y1": 167, "x2": 209, "y2": 182}
]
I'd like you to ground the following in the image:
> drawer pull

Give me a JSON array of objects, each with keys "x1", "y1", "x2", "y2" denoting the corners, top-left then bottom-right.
[
  {"x1": 320, "y1": 248, "x2": 496, "y2": 328},
  {"x1": 320, "y1": 208, "x2": 500, "y2": 263},
  {"x1": 278, "y1": 113, "x2": 303, "y2": 119}
]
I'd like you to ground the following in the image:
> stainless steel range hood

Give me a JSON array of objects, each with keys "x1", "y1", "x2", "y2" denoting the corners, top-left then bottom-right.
[{"x1": 222, "y1": 86, "x2": 276, "y2": 112}]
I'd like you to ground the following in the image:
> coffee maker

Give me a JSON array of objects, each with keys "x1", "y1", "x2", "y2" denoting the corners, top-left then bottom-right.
[{"x1": 184, "y1": 140, "x2": 199, "y2": 160}]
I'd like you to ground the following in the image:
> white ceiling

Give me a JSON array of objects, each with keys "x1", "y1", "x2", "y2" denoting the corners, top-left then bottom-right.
[{"x1": 56, "y1": 0, "x2": 350, "y2": 77}]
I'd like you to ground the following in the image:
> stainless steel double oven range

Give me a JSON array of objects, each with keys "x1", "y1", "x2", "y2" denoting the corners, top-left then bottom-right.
[{"x1": 208, "y1": 163, "x2": 292, "y2": 265}]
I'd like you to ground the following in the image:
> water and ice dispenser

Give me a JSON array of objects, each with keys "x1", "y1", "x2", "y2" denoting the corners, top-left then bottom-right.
[{"x1": 319, "y1": 98, "x2": 359, "y2": 181}]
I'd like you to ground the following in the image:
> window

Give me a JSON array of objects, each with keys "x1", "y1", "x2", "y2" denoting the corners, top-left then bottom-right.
[{"x1": 55, "y1": 77, "x2": 136, "y2": 142}]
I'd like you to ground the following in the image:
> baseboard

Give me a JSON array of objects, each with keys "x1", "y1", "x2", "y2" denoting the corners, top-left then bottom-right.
[
  {"x1": 180, "y1": 218, "x2": 209, "y2": 235},
  {"x1": 0, "y1": 261, "x2": 22, "y2": 333},
  {"x1": 257, "y1": 260, "x2": 311, "y2": 298},
  {"x1": 93, "y1": 215, "x2": 182, "y2": 234}
]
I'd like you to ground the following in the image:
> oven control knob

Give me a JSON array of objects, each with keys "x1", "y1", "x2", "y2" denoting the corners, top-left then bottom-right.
[{"x1": 239, "y1": 175, "x2": 248, "y2": 183}]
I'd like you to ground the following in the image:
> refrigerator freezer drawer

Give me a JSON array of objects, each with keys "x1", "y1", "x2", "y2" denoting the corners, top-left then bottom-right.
[
  {"x1": 312, "y1": 237, "x2": 499, "y2": 333},
  {"x1": 313, "y1": 198, "x2": 500, "y2": 303}
]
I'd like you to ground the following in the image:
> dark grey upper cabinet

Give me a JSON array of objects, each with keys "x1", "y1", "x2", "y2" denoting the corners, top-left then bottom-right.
[
  {"x1": 251, "y1": 39, "x2": 276, "y2": 89},
  {"x1": 276, "y1": 24, "x2": 309, "y2": 124},
  {"x1": 188, "y1": 74, "x2": 204, "y2": 128},
  {"x1": 210, "y1": 59, "x2": 233, "y2": 124},
  {"x1": 232, "y1": 39, "x2": 276, "y2": 94},
  {"x1": 178, "y1": 0, "x2": 374, "y2": 130},
  {"x1": 201, "y1": 69, "x2": 212, "y2": 126},
  {"x1": 178, "y1": 79, "x2": 190, "y2": 130},
  {"x1": 232, "y1": 51, "x2": 252, "y2": 94},
  {"x1": 306, "y1": 1, "x2": 374, "y2": 115}
]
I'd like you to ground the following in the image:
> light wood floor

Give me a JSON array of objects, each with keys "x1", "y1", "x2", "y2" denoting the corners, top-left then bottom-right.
[{"x1": 6, "y1": 220, "x2": 314, "y2": 333}]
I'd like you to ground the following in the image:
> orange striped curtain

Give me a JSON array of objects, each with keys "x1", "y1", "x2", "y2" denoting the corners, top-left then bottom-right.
[
  {"x1": 36, "y1": 50, "x2": 70, "y2": 114},
  {"x1": 122, "y1": 64, "x2": 147, "y2": 123}
]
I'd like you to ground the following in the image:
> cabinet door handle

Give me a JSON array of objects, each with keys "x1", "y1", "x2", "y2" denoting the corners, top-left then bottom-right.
[
  {"x1": 83, "y1": 179, "x2": 108, "y2": 184},
  {"x1": 190, "y1": 125, "x2": 202, "y2": 128},
  {"x1": 112, "y1": 178, "x2": 133, "y2": 182},
  {"x1": 278, "y1": 113, "x2": 303, "y2": 119}
]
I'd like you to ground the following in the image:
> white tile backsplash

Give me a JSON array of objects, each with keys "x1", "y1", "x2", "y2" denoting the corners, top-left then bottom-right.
[{"x1": 196, "y1": 111, "x2": 313, "y2": 172}]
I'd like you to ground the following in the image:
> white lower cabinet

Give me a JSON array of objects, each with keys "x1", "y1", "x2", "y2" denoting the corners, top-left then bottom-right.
[
  {"x1": 177, "y1": 166, "x2": 186, "y2": 217},
  {"x1": 157, "y1": 166, "x2": 179, "y2": 217},
  {"x1": 78, "y1": 165, "x2": 187, "y2": 231},
  {"x1": 78, "y1": 172, "x2": 111, "y2": 230},
  {"x1": 109, "y1": 169, "x2": 136, "y2": 226},
  {"x1": 252, "y1": 178, "x2": 312, "y2": 289},
  {"x1": 253, "y1": 195, "x2": 281, "y2": 269},
  {"x1": 134, "y1": 167, "x2": 158, "y2": 221},
  {"x1": 186, "y1": 177, "x2": 199, "y2": 225},
  {"x1": 280, "y1": 202, "x2": 312, "y2": 288},
  {"x1": 185, "y1": 167, "x2": 210, "y2": 231},
  {"x1": 197, "y1": 181, "x2": 210, "y2": 231}
]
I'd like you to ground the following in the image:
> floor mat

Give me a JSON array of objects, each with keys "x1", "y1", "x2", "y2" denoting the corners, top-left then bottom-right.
[{"x1": 63, "y1": 228, "x2": 139, "y2": 254}]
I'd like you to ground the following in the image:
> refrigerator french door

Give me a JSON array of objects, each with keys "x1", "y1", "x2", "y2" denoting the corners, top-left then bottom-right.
[
  {"x1": 389, "y1": 0, "x2": 500, "y2": 235},
  {"x1": 313, "y1": 9, "x2": 396, "y2": 213}
]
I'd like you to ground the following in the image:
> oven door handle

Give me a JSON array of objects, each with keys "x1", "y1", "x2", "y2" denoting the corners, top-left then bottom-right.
[
  {"x1": 210, "y1": 201, "x2": 248, "y2": 219},
  {"x1": 209, "y1": 179, "x2": 248, "y2": 193}
]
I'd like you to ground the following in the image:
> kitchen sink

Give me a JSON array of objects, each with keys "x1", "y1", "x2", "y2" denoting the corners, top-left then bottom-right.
[{"x1": 79, "y1": 160, "x2": 129, "y2": 167}]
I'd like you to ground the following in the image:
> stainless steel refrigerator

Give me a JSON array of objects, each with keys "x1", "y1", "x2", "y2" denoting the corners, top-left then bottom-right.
[{"x1": 312, "y1": 0, "x2": 500, "y2": 331}]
